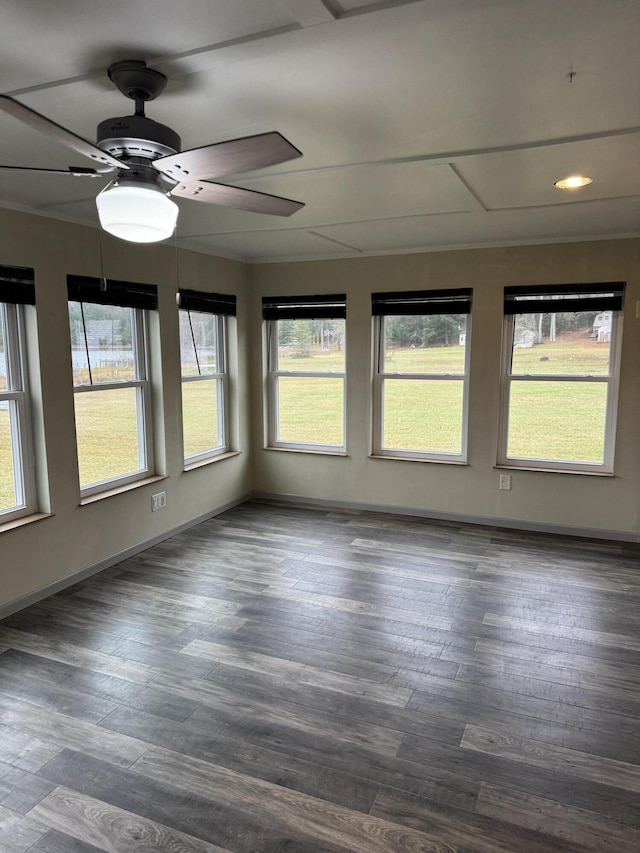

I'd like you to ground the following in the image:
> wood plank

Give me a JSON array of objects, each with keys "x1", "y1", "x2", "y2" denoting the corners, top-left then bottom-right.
[
  {"x1": 26, "y1": 786, "x2": 232, "y2": 853},
  {"x1": 97, "y1": 704, "x2": 381, "y2": 814},
  {"x1": 370, "y1": 786, "x2": 594, "y2": 853},
  {"x1": 0, "y1": 649, "x2": 201, "y2": 722},
  {"x1": 33, "y1": 829, "x2": 112, "y2": 853},
  {"x1": 101, "y1": 702, "x2": 477, "y2": 811},
  {"x1": 0, "y1": 668, "x2": 118, "y2": 724},
  {"x1": 0, "y1": 760, "x2": 56, "y2": 813},
  {"x1": 408, "y1": 678, "x2": 640, "y2": 740},
  {"x1": 3, "y1": 597, "x2": 188, "y2": 649},
  {"x1": 0, "y1": 722, "x2": 62, "y2": 772},
  {"x1": 461, "y1": 723, "x2": 640, "y2": 793},
  {"x1": 260, "y1": 586, "x2": 455, "y2": 631},
  {"x1": 0, "y1": 627, "x2": 157, "y2": 685},
  {"x1": 229, "y1": 600, "x2": 473, "y2": 649},
  {"x1": 0, "y1": 694, "x2": 149, "y2": 769},
  {"x1": 152, "y1": 665, "x2": 463, "y2": 746},
  {"x1": 398, "y1": 732, "x2": 640, "y2": 824},
  {"x1": 482, "y1": 612, "x2": 640, "y2": 652},
  {"x1": 454, "y1": 663, "x2": 640, "y2": 718},
  {"x1": 131, "y1": 745, "x2": 472, "y2": 853},
  {"x1": 181, "y1": 638, "x2": 414, "y2": 706},
  {"x1": 0, "y1": 803, "x2": 48, "y2": 853},
  {"x1": 443, "y1": 645, "x2": 640, "y2": 695},
  {"x1": 476, "y1": 782, "x2": 640, "y2": 853}
]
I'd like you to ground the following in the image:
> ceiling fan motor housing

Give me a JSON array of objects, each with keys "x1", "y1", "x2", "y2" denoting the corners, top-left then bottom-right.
[{"x1": 96, "y1": 115, "x2": 181, "y2": 162}]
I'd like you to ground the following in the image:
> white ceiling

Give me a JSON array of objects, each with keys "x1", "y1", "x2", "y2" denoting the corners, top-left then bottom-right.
[{"x1": 1, "y1": 0, "x2": 639, "y2": 262}]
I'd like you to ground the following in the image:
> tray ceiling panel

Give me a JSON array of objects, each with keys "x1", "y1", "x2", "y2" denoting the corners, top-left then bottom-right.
[{"x1": 0, "y1": 0, "x2": 637, "y2": 261}]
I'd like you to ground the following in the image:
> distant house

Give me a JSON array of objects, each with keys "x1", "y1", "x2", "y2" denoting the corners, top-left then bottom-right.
[{"x1": 593, "y1": 311, "x2": 612, "y2": 343}]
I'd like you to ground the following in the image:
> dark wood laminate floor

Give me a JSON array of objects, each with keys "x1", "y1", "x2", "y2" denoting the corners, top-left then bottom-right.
[{"x1": 2, "y1": 501, "x2": 640, "y2": 852}]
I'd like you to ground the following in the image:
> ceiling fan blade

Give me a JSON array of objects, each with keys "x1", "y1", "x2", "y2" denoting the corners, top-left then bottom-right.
[
  {"x1": 0, "y1": 95, "x2": 124, "y2": 171},
  {"x1": 170, "y1": 180, "x2": 304, "y2": 217},
  {"x1": 0, "y1": 164, "x2": 104, "y2": 177},
  {"x1": 154, "y1": 132, "x2": 302, "y2": 181}
]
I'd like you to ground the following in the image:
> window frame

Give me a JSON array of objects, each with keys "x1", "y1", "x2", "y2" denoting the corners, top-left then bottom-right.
[
  {"x1": 68, "y1": 276, "x2": 157, "y2": 498},
  {"x1": 263, "y1": 294, "x2": 347, "y2": 453},
  {"x1": 179, "y1": 308, "x2": 229, "y2": 464},
  {"x1": 371, "y1": 289, "x2": 472, "y2": 463},
  {"x1": 497, "y1": 283, "x2": 624, "y2": 474},
  {"x1": 1, "y1": 282, "x2": 37, "y2": 522}
]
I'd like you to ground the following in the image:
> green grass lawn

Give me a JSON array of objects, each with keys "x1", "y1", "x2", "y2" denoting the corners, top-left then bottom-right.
[
  {"x1": 0, "y1": 336, "x2": 613, "y2": 511},
  {"x1": 74, "y1": 388, "x2": 141, "y2": 487},
  {"x1": 383, "y1": 379, "x2": 464, "y2": 454},
  {"x1": 182, "y1": 379, "x2": 220, "y2": 459},
  {"x1": 0, "y1": 408, "x2": 17, "y2": 510},
  {"x1": 276, "y1": 377, "x2": 344, "y2": 445}
]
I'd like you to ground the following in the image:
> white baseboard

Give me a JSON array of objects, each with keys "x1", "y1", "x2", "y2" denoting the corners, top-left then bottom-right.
[
  {"x1": 0, "y1": 493, "x2": 250, "y2": 621},
  {"x1": 251, "y1": 491, "x2": 640, "y2": 543}
]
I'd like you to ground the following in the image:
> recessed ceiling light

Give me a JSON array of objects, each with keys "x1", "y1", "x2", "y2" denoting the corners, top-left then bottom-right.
[{"x1": 554, "y1": 175, "x2": 593, "y2": 189}]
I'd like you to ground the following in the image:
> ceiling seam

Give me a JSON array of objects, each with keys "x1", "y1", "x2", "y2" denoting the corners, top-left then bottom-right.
[{"x1": 228, "y1": 126, "x2": 640, "y2": 184}]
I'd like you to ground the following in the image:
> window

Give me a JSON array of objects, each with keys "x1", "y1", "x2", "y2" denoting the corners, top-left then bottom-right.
[
  {"x1": 178, "y1": 289, "x2": 235, "y2": 464},
  {"x1": 372, "y1": 289, "x2": 472, "y2": 462},
  {"x1": 68, "y1": 275, "x2": 157, "y2": 496},
  {"x1": 1, "y1": 266, "x2": 36, "y2": 522},
  {"x1": 498, "y1": 282, "x2": 624, "y2": 473},
  {"x1": 263, "y1": 294, "x2": 346, "y2": 451}
]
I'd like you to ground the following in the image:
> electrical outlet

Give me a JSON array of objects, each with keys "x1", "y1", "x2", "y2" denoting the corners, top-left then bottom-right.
[
  {"x1": 499, "y1": 474, "x2": 512, "y2": 491},
  {"x1": 151, "y1": 491, "x2": 166, "y2": 511}
]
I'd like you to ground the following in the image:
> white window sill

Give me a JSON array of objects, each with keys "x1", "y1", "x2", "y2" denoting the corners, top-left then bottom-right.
[
  {"x1": 80, "y1": 474, "x2": 168, "y2": 505},
  {"x1": 0, "y1": 511, "x2": 53, "y2": 536},
  {"x1": 370, "y1": 454, "x2": 467, "y2": 465},
  {"x1": 184, "y1": 451, "x2": 241, "y2": 472},
  {"x1": 265, "y1": 446, "x2": 347, "y2": 457},
  {"x1": 495, "y1": 464, "x2": 614, "y2": 477}
]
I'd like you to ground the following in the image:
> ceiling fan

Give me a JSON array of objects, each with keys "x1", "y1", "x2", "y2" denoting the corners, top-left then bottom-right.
[{"x1": 0, "y1": 60, "x2": 305, "y2": 243}]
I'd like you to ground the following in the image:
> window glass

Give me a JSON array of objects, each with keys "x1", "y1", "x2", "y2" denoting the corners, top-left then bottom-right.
[
  {"x1": 268, "y1": 316, "x2": 346, "y2": 450},
  {"x1": 0, "y1": 401, "x2": 18, "y2": 511},
  {"x1": 180, "y1": 308, "x2": 227, "y2": 462},
  {"x1": 74, "y1": 387, "x2": 143, "y2": 487},
  {"x1": 181, "y1": 379, "x2": 220, "y2": 458},
  {"x1": 510, "y1": 311, "x2": 610, "y2": 376},
  {"x1": 382, "y1": 314, "x2": 466, "y2": 374},
  {"x1": 276, "y1": 319, "x2": 345, "y2": 372},
  {"x1": 69, "y1": 302, "x2": 136, "y2": 385},
  {"x1": 373, "y1": 305, "x2": 470, "y2": 461},
  {"x1": 179, "y1": 310, "x2": 218, "y2": 376},
  {"x1": 507, "y1": 380, "x2": 607, "y2": 464},
  {"x1": 382, "y1": 379, "x2": 464, "y2": 455},
  {"x1": 276, "y1": 376, "x2": 344, "y2": 445},
  {"x1": 0, "y1": 315, "x2": 7, "y2": 392}
]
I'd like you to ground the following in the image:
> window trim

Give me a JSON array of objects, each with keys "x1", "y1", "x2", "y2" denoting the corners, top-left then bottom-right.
[
  {"x1": 68, "y1": 279, "x2": 156, "y2": 498},
  {"x1": 1, "y1": 300, "x2": 37, "y2": 522},
  {"x1": 180, "y1": 310, "x2": 230, "y2": 464},
  {"x1": 497, "y1": 285, "x2": 624, "y2": 474},
  {"x1": 371, "y1": 289, "x2": 472, "y2": 463},
  {"x1": 264, "y1": 295, "x2": 347, "y2": 452}
]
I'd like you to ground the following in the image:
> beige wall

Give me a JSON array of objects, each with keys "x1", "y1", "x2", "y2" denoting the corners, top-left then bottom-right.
[
  {"x1": 0, "y1": 208, "x2": 251, "y2": 611},
  {"x1": 2, "y1": 210, "x2": 639, "y2": 614},
  {"x1": 248, "y1": 239, "x2": 640, "y2": 539}
]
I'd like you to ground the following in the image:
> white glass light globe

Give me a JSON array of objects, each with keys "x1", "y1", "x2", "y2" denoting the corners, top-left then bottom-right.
[{"x1": 97, "y1": 183, "x2": 179, "y2": 243}]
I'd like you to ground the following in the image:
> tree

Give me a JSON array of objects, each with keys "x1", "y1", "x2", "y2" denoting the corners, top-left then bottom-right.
[{"x1": 291, "y1": 320, "x2": 314, "y2": 357}]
